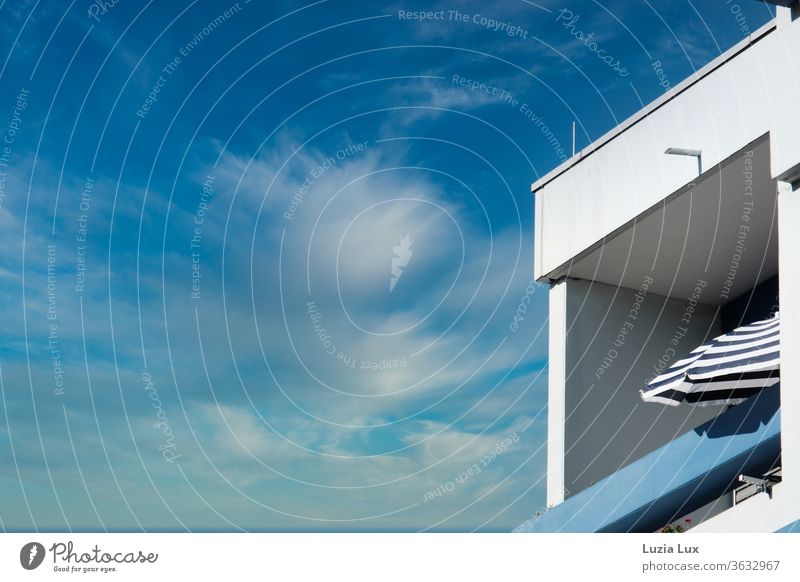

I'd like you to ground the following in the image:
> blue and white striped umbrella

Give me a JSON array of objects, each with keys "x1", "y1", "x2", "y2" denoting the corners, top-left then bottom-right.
[{"x1": 641, "y1": 312, "x2": 780, "y2": 407}]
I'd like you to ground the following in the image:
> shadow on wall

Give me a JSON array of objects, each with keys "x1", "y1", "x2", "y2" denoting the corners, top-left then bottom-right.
[
  {"x1": 720, "y1": 275, "x2": 779, "y2": 333},
  {"x1": 696, "y1": 383, "x2": 780, "y2": 438}
]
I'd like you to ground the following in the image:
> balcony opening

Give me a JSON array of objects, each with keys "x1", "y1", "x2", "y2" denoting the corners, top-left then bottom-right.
[{"x1": 555, "y1": 134, "x2": 779, "y2": 500}]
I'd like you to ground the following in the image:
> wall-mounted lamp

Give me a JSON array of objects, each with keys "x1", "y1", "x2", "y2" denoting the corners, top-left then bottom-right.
[{"x1": 665, "y1": 147, "x2": 702, "y2": 176}]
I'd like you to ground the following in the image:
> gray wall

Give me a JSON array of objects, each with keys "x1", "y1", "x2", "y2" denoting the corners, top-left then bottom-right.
[{"x1": 563, "y1": 278, "x2": 722, "y2": 496}]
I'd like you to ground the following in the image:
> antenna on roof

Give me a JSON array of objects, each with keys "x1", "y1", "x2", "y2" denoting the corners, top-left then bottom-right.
[{"x1": 572, "y1": 121, "x2": 576, "y2": 157}]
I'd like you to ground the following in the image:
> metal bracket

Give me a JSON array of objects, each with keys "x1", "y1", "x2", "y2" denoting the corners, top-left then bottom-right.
[{"x1": 738, "y1": 473, "x2": 781, "y2": 498}]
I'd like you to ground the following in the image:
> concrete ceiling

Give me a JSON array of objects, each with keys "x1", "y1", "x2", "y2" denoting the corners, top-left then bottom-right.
[{"x1": 554, "y1": 136, "x2": 778, "y2": 306}]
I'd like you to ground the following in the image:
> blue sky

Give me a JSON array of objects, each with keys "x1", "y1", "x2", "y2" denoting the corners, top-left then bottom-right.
[{"x1": 0, "y1": 0, "x2": 774, "y2": 531}]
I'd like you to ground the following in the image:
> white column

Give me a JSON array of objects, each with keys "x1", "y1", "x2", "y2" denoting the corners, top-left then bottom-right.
[
  {"x1": 776, "y1": 4, "x2": 800, "y2": 29},
  {"x1": 547, "y1": 280, "x2": 567, "y2": 507},
  {"x1": 778, "y1": 180, "x2": 800, "y2": 491}
]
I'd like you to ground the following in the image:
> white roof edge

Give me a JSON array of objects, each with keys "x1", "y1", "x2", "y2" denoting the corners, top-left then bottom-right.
[{"x1": 530, "y1": 19, "x2": 778, "y2": 194}]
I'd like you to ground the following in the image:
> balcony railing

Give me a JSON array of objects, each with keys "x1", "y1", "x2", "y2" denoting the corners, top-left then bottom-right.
[{"x1": 515, "y1": 385, "x2": 781, "y2": 533}]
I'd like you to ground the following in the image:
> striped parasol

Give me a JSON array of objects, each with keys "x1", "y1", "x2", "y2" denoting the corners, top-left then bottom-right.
[{"x1": 641, "y1": 312, "x2": 780, "y2": 407}]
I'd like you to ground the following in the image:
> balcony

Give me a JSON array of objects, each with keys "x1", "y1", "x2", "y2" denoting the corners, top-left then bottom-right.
[{"x1": 514, "y1": 385, "x2": 781, "y2": 533}]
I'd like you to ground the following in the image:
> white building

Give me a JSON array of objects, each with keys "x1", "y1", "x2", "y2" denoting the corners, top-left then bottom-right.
[{"x1": 517, "y1": 1, "x2": 800, "y2": 533}]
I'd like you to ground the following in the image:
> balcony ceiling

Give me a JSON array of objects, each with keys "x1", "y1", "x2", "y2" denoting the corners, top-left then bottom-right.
[{"x1": 555, "y1": 136, "x2": 777, "y2": 306}]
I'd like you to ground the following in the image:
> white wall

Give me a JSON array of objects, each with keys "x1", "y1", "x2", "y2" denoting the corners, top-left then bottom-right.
[
  {"x1": 534, "y1": 21, "x2": 800, "y2": 281},
  {"x1": 689, "y1": 483, "x2": 795, "y2": 533},
  {"x1": 776, "y1": 179, "x2": 800, "y2": 524},
  {"x1": 547, "y1": 281, "x2": 567, "y2": 507},
  {"x1": 770, "y1": 10, "x2": 800, "y2": 183},
  {"x1": 773, "y1": 22, "x2": 800, "y2": 523}
]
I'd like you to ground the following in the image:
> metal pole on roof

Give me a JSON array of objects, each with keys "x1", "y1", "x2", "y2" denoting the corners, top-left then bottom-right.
[{"x1": 572, "y1": 121, "x2": 576, "y2": 157}]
